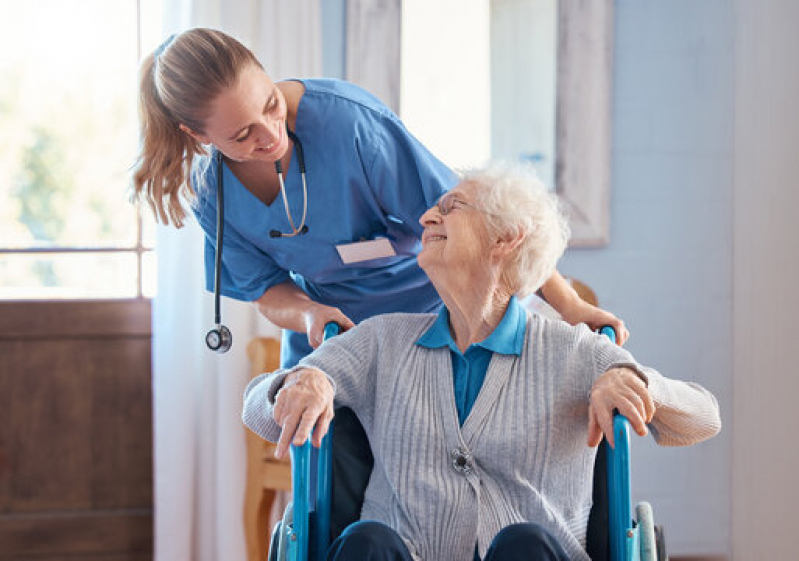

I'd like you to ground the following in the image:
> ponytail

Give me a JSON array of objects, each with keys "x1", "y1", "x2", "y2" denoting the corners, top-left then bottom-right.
[{"x1": 132, "y1": 52, "x2": 201, "y2": 227}]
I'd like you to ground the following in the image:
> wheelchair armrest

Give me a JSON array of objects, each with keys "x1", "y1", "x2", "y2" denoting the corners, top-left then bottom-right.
[
  {"x1": 607, "y1": 414, "x2": 634, "y2": 561},
  {"x1": 597, "y1": 325, "x2": 637, "y2": 560}
]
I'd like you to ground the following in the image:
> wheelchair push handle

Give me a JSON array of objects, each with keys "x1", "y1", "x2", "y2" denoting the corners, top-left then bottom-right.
[
  {"x1": 323, "y1": 322, "x2": 341, "y2": 340},
  {"x1": 599, "y1": 325, "x2": 617, "y2": 344},
  {"x1": 290, "y1": 322, "x2": 340, "y2": 561}
]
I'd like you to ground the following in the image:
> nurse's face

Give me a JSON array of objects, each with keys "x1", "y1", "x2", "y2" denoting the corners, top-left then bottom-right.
[
  {"x1": 417, "y1": 181, "x2": 492, "y2": 285},
  {"x1": 190, "y1": 63, "x2": 290, "y2": 164}
]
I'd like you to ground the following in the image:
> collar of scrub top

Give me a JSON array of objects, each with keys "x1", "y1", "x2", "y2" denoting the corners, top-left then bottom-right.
[{"x1": 215, "y1": 125, "x2": 309, "y2": 239}]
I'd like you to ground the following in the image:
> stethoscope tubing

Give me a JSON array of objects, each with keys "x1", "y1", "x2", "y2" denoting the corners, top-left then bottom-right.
[
  {"x1": 211, "y1": 127, "x2": 308, "y2": 333},
  {"x1": 274, "y1": 129, "x2": 308, "y2": 237},
  {"x1": 214, "y1": 149, "x2": 225, "y2": 326}
]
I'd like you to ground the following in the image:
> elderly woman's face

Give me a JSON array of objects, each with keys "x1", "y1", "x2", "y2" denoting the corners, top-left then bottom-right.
[{"x1": 418, "y1": 181, "x2": 492, "y2": 279}]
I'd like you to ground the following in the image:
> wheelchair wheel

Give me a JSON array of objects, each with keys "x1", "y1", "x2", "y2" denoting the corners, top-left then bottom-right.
[
  {"x1": 268, "y1": 520, "x2": 282, "y2": 561},
  {"x1": 266, "y1": 502, "x2": 294, "y2": 561},
  {"x1": 655, "y1": 524, "x2": 668, "y2": 561},
  {"x1": 636, "y1": 502, "x2": 657, "y2": 561}
]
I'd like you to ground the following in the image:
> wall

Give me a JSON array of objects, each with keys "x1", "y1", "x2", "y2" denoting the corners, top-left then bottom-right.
[
  {"x1": 732, "y1": 0, "x2": 799, "y2": 558},
  {"x1": 559, "y1": 1, "x2": 734, "y2": 556},
  {"x1": 321, "y1": 0, "x2": 346, "y2": 80}
]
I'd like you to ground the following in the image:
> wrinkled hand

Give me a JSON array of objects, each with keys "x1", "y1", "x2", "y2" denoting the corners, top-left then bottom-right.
[
  {"x1": 272, "y1": 368, "x2": 335, "y2": 459},
  {"x1": 303, "y1": 304, "x2": 355, "y2": 349},
  {"x1": 588, "y1": 367, "x2": 654, "y2": 448},
  {"x1": 560, "y1": 299, "x2": 630, "y2": 346}
]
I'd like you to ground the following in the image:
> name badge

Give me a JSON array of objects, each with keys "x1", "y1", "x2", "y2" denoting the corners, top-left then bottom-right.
[{"x1": 335, "y1": 238, "x2": 397, "y2": 264}]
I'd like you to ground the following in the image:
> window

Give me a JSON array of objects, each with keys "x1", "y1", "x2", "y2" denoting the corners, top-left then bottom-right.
[
  {"x1": 490, "y1": 0, "x2": 558, "y2": 191},
  {"x1": 399, "y1": 0, "x2": 557, "y2": 186},
  {"x1": 0, "y1": 0, "x2": 161, "y2": 299}
]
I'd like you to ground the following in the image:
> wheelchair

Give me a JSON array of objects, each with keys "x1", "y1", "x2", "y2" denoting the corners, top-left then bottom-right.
[{"x1": 268, "y1": 325, "x2": 667, "y2": 561}]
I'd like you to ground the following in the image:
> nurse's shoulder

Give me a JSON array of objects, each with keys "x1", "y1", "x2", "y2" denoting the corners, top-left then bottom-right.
[{"x1": 289, "y1": 78, "x2": 398, "y2": 123}]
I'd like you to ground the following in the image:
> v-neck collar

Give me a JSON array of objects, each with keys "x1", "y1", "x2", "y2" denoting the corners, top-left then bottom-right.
[{"x1": 433, "y1": 344, "x2": 521, "y2": 449}]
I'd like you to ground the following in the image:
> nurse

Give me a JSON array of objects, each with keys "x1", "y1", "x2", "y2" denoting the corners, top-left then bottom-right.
[{"x1": 133, "y1": 28, "x2": 628, "y2": 366}]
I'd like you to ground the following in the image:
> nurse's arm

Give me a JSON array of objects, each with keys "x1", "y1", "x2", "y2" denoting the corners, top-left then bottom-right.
[
  {"x1": 539, "y1": 270, "x2": 630, "y2": 345},
  {"x1": 255, "y1": 281, "x2": 356, "y2": 349}
]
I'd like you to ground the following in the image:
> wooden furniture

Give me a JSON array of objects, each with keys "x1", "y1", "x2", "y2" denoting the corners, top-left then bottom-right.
[
  {"x1": 244, "y1": 337, "x2": 291, "y2": 561},
  {"x1": 0, "y1": 300, "x2": 153, "y2": 561}
]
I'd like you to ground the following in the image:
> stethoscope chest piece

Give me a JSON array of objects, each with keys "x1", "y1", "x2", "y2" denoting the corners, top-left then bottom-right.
[{"x1": 206, "y1": 324, "x2": 232, "y2": 353}]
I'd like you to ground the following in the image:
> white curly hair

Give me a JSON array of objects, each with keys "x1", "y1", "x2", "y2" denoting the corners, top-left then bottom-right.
[{"x1": 461, "y1": 161, "x2": 570, "y2": 297}]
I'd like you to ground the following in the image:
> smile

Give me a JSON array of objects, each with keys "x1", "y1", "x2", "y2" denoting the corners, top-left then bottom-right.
[{"x1": 423, "y1": 234, "x2": 447, "y2": 244}]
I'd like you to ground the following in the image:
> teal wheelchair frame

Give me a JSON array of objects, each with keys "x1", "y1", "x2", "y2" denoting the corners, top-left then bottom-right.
[{"x1": 271, "y1": 324, "x2": 665, "y2": 561}]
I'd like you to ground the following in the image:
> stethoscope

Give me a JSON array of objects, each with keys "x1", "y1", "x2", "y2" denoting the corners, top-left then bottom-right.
[{"x1": 205, "y1": 127, "x2": 309, "y2": 353}]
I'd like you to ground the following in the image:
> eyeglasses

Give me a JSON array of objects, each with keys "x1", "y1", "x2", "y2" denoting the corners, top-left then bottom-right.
[{"x1": 435, "y1": 191, "x2": 498, "y2": 216}]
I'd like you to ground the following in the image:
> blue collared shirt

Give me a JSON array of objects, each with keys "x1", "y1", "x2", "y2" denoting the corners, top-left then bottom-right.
[{"x1": 416, "y1": 296, "x2": 528, "y2": 425}]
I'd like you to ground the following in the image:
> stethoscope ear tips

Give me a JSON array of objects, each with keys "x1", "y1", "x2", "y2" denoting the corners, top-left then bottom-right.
[{"x1": 206, "y1": 325, "x2": 233, "y2": 353}]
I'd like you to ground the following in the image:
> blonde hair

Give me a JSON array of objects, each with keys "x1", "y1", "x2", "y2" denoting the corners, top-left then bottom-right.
[
  {"x1": 463, "y1": 161, "x2": 570, "y2": 297},
  {"x1": 132, "y1": 28, "x2": 262, "y2": 227}
]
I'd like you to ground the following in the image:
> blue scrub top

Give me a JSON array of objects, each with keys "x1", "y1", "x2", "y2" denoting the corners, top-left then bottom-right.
[{"x1": 192, "y1": 79, "x2": 458, "y2": 367}]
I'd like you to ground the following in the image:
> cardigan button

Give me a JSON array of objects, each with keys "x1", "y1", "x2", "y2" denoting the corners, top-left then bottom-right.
[{"x1": 450, "y1": 448, "x2": 473, "y2": 475}]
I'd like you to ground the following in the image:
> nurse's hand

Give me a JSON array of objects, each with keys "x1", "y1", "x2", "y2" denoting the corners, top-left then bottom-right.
[
  {"x1": 561, "y1": 299, "x2": 630, "y2": 346},
  {"x1": 304, "y1": 303, "x2": 355, "y2": 349},
  {"x1": 272, "y1": 367, "x2": 335, "y2": 459},
  {"x1": 540, "y1": 272, "x2": 629, "y2": 345}
]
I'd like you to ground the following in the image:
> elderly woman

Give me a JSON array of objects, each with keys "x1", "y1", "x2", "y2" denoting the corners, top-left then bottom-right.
[{"x1": 243, "y1": 163, "x2": 721, "y2": 561}]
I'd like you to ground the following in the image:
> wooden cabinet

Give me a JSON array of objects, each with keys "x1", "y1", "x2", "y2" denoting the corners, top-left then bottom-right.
[{"x1": 0, "y1": 300, "x2": 153, "y2": 561}]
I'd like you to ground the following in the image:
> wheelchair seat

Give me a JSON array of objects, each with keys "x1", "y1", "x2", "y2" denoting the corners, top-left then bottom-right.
[
  {"x1": 327, "y1": 406, "x2": 373, "y2": 539},
  {"x1": 587, "y1": 443, "x2": 611, "y2": 560},
  {"x1": 320, "y1": 418, "x2": 613, "y2": 559}
]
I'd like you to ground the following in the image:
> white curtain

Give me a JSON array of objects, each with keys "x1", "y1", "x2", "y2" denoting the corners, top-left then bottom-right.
[{"x1": 153, "y1": 2, "x2": 321, "y2": 560}]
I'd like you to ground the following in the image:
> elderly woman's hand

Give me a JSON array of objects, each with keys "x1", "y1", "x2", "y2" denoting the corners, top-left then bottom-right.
[
  {"x1": 587, "y1": 367, "x2": 655, "y2": 448},
  {"x1": 272, "y1": 367, "x2": 335, "y2": 459}
]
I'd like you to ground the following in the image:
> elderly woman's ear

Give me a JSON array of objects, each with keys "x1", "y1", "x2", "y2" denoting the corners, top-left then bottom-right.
[{"x1": 491, "y1": 228, "x2": 525, "y2": 260}]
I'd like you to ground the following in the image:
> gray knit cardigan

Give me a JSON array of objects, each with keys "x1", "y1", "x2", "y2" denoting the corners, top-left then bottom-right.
[{"x1": 243, "y1": 312, "x2": 721, "y2": 561}]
